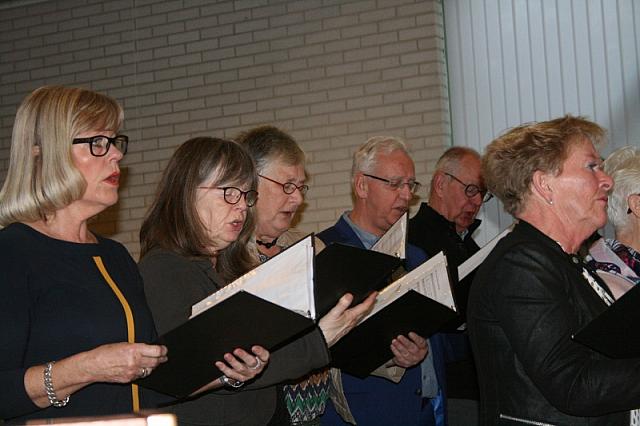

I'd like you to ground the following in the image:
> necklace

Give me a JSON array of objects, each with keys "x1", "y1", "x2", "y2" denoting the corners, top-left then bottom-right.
[{"x1": 256, "y1": 237, "x2": 279, "y2": 249}]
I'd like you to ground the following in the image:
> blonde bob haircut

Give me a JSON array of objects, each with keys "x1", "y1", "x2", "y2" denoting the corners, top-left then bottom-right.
[
  {"x1": 0, "y1": 86, "x2": 123, "y2": 227},
  {"x1": 483, "y1": 115, "x2": 606, "y2": 216}
]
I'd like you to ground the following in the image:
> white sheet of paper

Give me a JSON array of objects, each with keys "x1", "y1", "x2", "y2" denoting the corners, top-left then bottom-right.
[
  {"x1": 371, "y1": 213, "x2": 407, "y2": 259},
  {"x1": 190, "y1": 235, "x2": 315, "y2": 319},
  {"x1": 365, "y1": 251, "x2": 454, "y2": 322},
  {"x1": 457, "y1": 226, "x2": 512, "y2": 280}
]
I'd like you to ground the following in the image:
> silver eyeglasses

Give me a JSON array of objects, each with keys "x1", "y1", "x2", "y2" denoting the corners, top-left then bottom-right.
[
  {"x1": 259, "y1": 174, "x2": 309, "y2": 195},
  {"x1": 72, "y1": 135, "x2": 128, "y2": 157},
  {"x1": 363, "y1": 173, "x2": 422, "y2": 194}
]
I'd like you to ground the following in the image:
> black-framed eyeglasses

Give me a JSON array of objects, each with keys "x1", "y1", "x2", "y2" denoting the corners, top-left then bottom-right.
[
  {"x1": 198, "y1": 186, "x2": 259, "y2": 207},
  {"x1": 363, "y1": 173, "x2": 422, "y2": 194},
  {"x1": 444, "y1": 172, "x2": 493, "y2": 203},
  {"x1": 72, "y1": 135, "x2": 128, "y2": 157},
  {"x1": 259, "y1": 174, "x2": 309, "y2": 195}
]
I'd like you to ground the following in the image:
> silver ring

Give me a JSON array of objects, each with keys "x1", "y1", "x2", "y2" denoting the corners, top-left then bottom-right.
[
  {"x1": 249, "y1": 356, "x2": 262, "y2": 370},
  {"x1": 140, "y1": 367, "x2": 149, "y2": 378}
]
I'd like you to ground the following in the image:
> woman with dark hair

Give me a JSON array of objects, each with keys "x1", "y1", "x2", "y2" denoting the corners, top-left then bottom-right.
[
  {"x1": 138, "y1": 137, "x2": 359, "y2": 425},
  {"x1": 468, "y1": 115, "x2": 640, "y2": 425},
  {"x1": 0, "y1": 86, "x2": 167, "y2": 421}
]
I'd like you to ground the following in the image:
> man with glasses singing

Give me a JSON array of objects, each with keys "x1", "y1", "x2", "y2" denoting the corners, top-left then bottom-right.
[
  {"x1": 318, "y1": 136, "x2": 447, "y2": 426},
  {"x1": 409, "y1": 146, "x2": 491, "y2": 425}
]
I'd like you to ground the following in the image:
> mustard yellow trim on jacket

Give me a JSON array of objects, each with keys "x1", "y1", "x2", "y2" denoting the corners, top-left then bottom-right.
[{"x1": 92, "y1": 256, "x2": 140, "y2": 412}]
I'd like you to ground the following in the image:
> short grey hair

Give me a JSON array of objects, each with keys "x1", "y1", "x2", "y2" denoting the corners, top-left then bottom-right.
[
  {"x1": 429, "y1": 146, "x2": 481, "y2": 196},
  {"x1": 604, "y1": 146, "x2": 640, "y2": 233},
  {"x1": 236, "y1": 125, "x2": 305, "y2": 175},
  {"x1": 434, "y1": 146, "x2": 481, "y2": 174},
  {"x1": 351, "y1": 136, "x2": 409, "y2": 178}
]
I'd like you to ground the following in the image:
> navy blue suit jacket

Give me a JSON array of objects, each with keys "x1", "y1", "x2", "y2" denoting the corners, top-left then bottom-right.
[{"x1": 318, "y1": 216, "x2": 447, "y2": 426}]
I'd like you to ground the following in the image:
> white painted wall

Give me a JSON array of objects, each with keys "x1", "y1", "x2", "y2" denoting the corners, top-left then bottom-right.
[{"x1": 444, "y1": 0, "x2": 640, "y2": 244}]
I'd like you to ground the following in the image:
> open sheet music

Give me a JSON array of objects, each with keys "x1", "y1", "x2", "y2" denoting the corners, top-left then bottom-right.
[
  {"x1": 458, "y1": 226, "x2": 513, "y2": 280},
  {"x1": 191, "y1": 235, "x2": 316, "y2": 319},
  {"x1": 371, "y1": 213, "x2": 407, "y2": 259},
  {"x1": 330, "y1": 251, "x2": 458, "y2": 377},
  {"x1": 367, "y1": 251, "x2": 455, "y2": 320}
]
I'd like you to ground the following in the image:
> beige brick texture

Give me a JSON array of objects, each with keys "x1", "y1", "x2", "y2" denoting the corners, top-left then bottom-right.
[{"x1": 0, "y1": 0, "x2": 450, "y2": 259}]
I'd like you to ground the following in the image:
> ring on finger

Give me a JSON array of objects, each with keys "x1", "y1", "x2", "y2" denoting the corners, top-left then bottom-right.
[
  {"x1": 140, "y1": 367, "x2": 149, "y2": 378},
  {"x1": 249, "y1": 356, "x2": 262, "y2": 370}
]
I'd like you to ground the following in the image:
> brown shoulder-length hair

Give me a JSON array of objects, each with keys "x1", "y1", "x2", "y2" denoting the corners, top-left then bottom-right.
[
  {"x1": 483, "y1": 114, "x2": 606, "y2": 216},
  {"x1": 140, "y1": 137, "x2": 258, "y2": 282}
]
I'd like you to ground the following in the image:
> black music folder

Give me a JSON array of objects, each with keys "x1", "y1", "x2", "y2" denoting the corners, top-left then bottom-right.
[
  {"x1": 314, "y1": 243, "x2": 403, "y2": 317},
  {"x1": 330, "y1": 252, "x2": 457, "y2": 378},
  {"x1": 572, "y1": 279, "x2": 640, "y2": 358},
  {"x1": 137, "y1": 291, "x2": 315, "y2": 398},
  {"x1": 138, "y1": 236, "x2": 317, "y2": 398}
]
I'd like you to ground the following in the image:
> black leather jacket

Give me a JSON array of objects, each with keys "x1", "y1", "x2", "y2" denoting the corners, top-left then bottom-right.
[{"x1": 468, "y1": 221, "x2": 640, "y2": 425}]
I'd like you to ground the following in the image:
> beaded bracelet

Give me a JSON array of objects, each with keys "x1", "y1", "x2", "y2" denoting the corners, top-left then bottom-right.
[{"x1": 44, "y1": 361, "x2": 70, "y2": 407}]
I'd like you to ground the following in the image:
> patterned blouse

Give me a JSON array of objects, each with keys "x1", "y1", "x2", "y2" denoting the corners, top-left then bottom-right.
[
  {"x1": 257, "y1": 235, "x2": 331, "y2": 426},
  {"x1": 588, "y1": 238, "x2": 640, "y2": 285}
]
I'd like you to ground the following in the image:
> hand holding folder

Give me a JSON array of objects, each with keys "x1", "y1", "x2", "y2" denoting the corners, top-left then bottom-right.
[
  {"x1": 330, "y1": 252, "x2": 458, "y2": 378},
  {"x1": 138, "y1": 236, "x2": 318, "y2": 398}
]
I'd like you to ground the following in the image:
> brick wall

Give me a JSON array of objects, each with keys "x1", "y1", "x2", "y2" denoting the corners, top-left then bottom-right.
[{"x1": 0, "y1": 0, "x2": 450, "y2": 259}]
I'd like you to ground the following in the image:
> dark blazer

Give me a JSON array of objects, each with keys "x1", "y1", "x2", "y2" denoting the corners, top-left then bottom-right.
[
  {"x1": 139, "y1": 248, "x2": 331, "y2": 426},
  {"x1": 408, "y1": 202, "x2": 481, "y2": 319},
  {"x1": 317, "y1": 215, "x2": 447, "y2": 426},
  {"x1": 409, "y1": 203, "x2": 481, "y2": 274},
  {"x1": 408, "y1": 203, "x2": 480, "y2": 399},
  {"x1": 468, "y1": 220, "x2": 640, "y2": 425}
]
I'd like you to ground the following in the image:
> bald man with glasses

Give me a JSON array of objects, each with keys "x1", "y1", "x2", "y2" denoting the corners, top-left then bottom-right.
[{"x1": 408, "y1": 146, "x2": 492, "y2": 425}]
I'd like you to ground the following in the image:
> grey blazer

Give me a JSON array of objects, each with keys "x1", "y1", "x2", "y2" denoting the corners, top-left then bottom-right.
[{"x1": 139, "y1": 248, "x2": 330, "y2": 426}]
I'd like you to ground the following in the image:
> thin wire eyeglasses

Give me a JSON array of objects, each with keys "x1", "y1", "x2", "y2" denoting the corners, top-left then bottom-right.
[
  {"x1": 198, "y1": 186, "x2": 258, "y2": 207},
  {"x1": 258, "y1": 174, "x2": 309, "y2": 195},
  {"x1": 72, "y1": 135, "x2": 128, "y2": 157},
  {"x1": 362, "y1": 173, "x2": 422, "y2": 194},
  {"x1": 444, "y1": 172, "x2": 493, "y2": 203}
]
